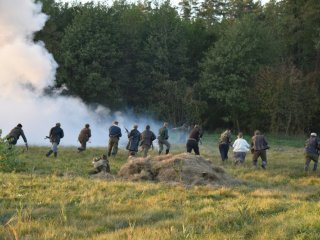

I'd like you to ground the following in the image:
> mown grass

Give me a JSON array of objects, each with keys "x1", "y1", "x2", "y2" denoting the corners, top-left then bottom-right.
[{"x1": 1, "y1": 134, "x2": 319, "y2": 240}]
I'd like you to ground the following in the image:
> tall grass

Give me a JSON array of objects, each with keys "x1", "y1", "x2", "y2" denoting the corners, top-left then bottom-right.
[{"x1": 0, "y1": 134, "x2": 319, "y2": 239}]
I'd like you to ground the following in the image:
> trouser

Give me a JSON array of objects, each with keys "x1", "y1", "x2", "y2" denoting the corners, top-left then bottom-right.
[
  {"x1": 158, "y1": 139, "x2": 170, "y2": 154},
  {"x1": 252, "y1": 150, "x2": 267, "y2": 167},
  {"x1": 78, "y1": 141, "x2": 87, "y2": 151},
  {"x1": 46, "y1": 142, "x2": 59, "y2": 157},
  {"x1": 141, "y1": 144, "x2": 151, "y2": 157},
  {"x1": 304, "y1": 153, "x2": 319, "y2": 171},
  {"x1": 186, "y1": 139, "x2": 199, "y2": 155},
  {"x1": 108, "y1": 137, "x2": 119, "y2": 156},
  {"x1": 219, "y1": 143, "x2": 229, "y2": 161},
  {"x1": 234, "y1": 152, "x2": 246, "y2": 164}
]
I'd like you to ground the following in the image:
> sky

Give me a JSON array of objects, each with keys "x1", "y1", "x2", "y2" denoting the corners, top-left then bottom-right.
[{"x1": 59, "y1": 0, "x2": 272, "y2": 6}]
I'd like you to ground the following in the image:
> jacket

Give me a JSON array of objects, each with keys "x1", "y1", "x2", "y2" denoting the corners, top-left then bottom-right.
[{"x1": 49, "y1": 126, "x2": 64, "y2": 144}]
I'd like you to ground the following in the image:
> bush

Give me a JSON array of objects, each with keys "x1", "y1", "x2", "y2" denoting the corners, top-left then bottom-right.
[{"x1": 0, "y1": 129, "x2": 23, "y2": 172}]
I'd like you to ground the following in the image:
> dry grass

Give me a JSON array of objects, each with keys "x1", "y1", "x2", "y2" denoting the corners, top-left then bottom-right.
[{"x1": 0, "y1": 134, "x2": 319, "y2": 239}]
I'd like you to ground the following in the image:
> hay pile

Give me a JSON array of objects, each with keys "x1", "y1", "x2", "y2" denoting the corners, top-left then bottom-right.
[{"x1": 118, "y1": 153, "x2": 238, "y2": 186}]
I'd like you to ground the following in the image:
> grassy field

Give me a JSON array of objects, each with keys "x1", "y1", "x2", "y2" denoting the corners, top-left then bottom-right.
[{"x1": 1, "y1": 134, "x2": 320, "y2": 240}]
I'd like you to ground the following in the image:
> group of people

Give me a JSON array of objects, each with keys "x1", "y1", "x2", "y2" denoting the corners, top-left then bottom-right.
[
  {"x1": 218, "y1": 129, "x2": 320, "y2": 172},
  {"x1": 107, "y1": 121, "x2": 171, "y2": 157},
  {"x1": 2, "y1": 122, "x2": 319, "y2": 172},
  {"x1": 218, "y1": 129, "x2": 269, "y2": 169}
]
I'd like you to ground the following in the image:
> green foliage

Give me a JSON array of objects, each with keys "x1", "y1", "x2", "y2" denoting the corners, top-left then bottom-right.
[
  {"x1": 35, "y1": 0, "x2": 320, "y2": 133},
  {"x1": 0, "y1": 132, "x2": 22, "y2": 172}
]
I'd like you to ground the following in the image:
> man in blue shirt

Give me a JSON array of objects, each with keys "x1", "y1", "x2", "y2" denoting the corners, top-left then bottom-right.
[{"x1": 107, "y1": 121, "x2": 122, "y2": 157}]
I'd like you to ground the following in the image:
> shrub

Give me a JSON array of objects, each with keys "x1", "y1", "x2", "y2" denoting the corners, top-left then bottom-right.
[{"x1": 0, "y1": 129, "x2": 23, "y2": 172}]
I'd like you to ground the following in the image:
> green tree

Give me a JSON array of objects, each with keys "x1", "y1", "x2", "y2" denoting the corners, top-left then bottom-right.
[
  {"x1": 58, "y1": 3, "x2": 121, "y2": 107},
  {"x1": 200, "y1": 14, "x2": 277, "y2": 130}
]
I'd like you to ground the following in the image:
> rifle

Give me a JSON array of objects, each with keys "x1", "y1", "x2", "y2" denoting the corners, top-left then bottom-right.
[{"x1": 124, "y1": 127, "x2": 129, "y2": 134}]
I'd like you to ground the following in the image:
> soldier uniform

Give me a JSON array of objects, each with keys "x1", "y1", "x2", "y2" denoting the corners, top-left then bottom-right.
[
  {"x1": 140, "y1": 125, "x2": 156, "y2": 157},
  {"x1": 304, "y1": 133, "x2": 319, "y2": 171},
  {"x1": 251, "y1": 130, "x2": 269, "y2": 169},
  {"x1": 107, "y1": 121, "x2": 122, "y2": 157},
  {"x1": 6, "y1": 123, "x2": 28, "y2": 148},
  {"x1": 78, "y1": 124, "x2": 91, "y2": 152},
  {"x1": 127, "y1": 124, "x2": 141, "y2": 156},
  {"x1": 90, "y1": 155, "x2": 110, "y2": 174},
  {"x1": 186, "y1": 125, "x2": 202, "y2": 155},
  {"x1": 158, "y1": 122, "x2": 170, "y2": 155},
  {"x1": 46, "y1": 123, "x2": 64, "y2": 158},
  {"x1": 219, "y1": 129, "x2": 231, "y2": 161}
]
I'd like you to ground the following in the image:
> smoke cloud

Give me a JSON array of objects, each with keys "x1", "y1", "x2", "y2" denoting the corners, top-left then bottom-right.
[{"x1": 0, "y1": 0, "x2": 161, "y2": 147}]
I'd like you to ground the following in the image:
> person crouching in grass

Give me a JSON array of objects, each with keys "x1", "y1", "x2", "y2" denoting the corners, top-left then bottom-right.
[{"x1": 232, "y1": 132, "x2": 250, "y2": 165}]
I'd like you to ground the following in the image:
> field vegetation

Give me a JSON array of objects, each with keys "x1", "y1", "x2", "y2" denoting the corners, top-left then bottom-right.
[{"x1": 1, "y1": 134, "x2": 320, "y2": 239}]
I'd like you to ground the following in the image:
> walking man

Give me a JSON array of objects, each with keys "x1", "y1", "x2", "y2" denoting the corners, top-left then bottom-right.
[
  {"x1": 158, "y1": 122, "x2": 170, "y2": 155},
  {"x1": 304, "y1": 132, "x2": 319, "y2": 171},
  {"x1": 107, "y1": 121, "x2": 122, "y2": 157},
  {"x1": 140, "y1": 125, "x2": 156, "y2": 157},
  {"x1": 251, "y1": 130, "x2": 269, "y2": 169},
  {"x1": 78, "y1": 124, "x2": 91, "y2": 152},
  {"x1": 46, "y1": 123, "x2": 64, "y2": 158},
  {"x1": 218, "y1": 129, "x2": 231, "y2": 161},
  {"x1": 127, "y1": 124, "x2": 141, "y2": 156},
  {"x1": 186, "y1": 125, "x2": 202, "y2": 155}
]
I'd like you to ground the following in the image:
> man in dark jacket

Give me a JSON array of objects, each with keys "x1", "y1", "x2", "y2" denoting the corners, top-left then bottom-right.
[
  {"x1": 6, "y1": 123, "x2": 28, "y2": 148},
  {"x1": 107, "y1": 121, "x2": 122, "y2": 157},
  {"x1": 78, "y1": 124, "x2": 91, "y2": 152},
  {"x1": 127, "y1": 124, "x2": 141, "y2": 156},
  {"x1": 218, "y1": 129, "x2": 231, "y2": 161},
  {"x1": 304, "y1": 132, "x2": 319, "y2": 171},
  {"x1": 251, "y1": 130, "x2": 269, "y2": 169},
  {"x1": 140, "y1": 125, "x2": 156, "y2": 157},
  {"x1": 158, "y1": 122, "x2": 170, "y2": 155},
  {"x1": 186, "y1": 125, "x2": 202, "y2": 155},
  {"x1": 46, "y1": 123, "x2": 64, "y2": 158}
]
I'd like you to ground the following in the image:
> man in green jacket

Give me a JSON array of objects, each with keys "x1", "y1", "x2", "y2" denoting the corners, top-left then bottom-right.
[
  {"x1": 6, "y1": 123, "x2": 28, "y2": 149},
  {"x1": 158, "y1": 122, "x2": 170, "y2": 155}
]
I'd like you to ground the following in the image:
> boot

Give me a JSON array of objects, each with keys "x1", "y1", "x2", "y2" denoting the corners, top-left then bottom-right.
[
  {"x1": 313, "y1": 163, "x2": 318, "y2": 171},
  {"x1": 54, "y1": 152, "x2": 57, "y2": 158},
  {"x1": 165, "y1": 149, "x2": 169, "y2": 154},
  {"x1": 158, "y1": 150, "x2": 162, "y2": 155},
  {"x1": 46, "y1": 150, "x2": 53, "y2": 157}
]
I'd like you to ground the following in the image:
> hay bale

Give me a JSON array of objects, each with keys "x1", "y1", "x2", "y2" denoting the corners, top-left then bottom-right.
[{"x1": 118, "y1": 153, "x2": 238, "y2": 186}]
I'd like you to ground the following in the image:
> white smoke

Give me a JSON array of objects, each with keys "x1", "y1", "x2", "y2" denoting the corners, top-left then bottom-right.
[{"x1": 0, "y1": 0, "x2": 161, "y2": 147}]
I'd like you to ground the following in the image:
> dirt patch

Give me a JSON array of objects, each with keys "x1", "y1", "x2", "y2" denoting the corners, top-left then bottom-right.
[{"x1": 118, "y1": 153, "x2": 239, "y2": 187}]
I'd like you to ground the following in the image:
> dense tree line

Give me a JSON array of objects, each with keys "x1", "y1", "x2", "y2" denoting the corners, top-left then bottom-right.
[{"x1": 35, "y1": 0, "x2": 320, "y2": 134}]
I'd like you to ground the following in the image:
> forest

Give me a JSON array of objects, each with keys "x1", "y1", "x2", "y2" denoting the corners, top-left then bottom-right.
[{"x1": 35, "y1": 0, "x2": 320, "y2": 134}]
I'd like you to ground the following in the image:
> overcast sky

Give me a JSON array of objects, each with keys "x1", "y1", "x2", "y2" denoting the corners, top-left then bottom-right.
[{"x1": 58, "y1": 0, "x2": 271, "y2": 7}]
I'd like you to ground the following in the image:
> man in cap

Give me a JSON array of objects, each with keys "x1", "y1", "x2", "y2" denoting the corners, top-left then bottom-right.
[
  {"x1": 140, "y1": 125, "x2": 156, "y2": 157},
  {"x1": 46, "y1": 123, "x2": 64, "y2": 158},
  {"x1": 107, "y1": 121, "x2": 122, "y2": 157},
  {"x1": 158, "y1": 122, "x2": 170, "y2": 155},
  {"x1": 304, "y1": 132, "x2": 319, "y2": 171},
  {"x1": 78, "y1": 124, "x2": 91, "y2": 152},
  {"x1": 6, "y1": 123, "x2": 28, "y2": 149}
]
